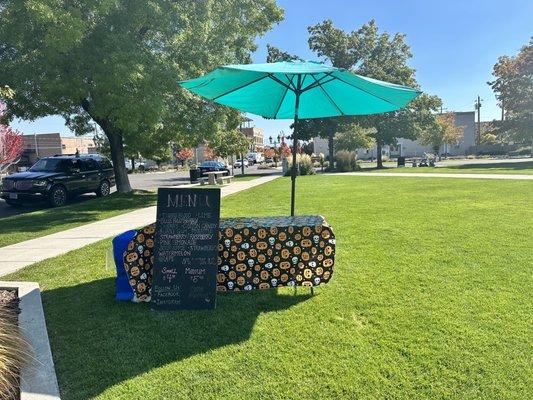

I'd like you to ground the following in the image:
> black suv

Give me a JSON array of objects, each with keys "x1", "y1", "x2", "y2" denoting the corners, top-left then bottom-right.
[
  {"x1": 1, "y1": 154, "x2": 115, "y2": 207},
  {"x1": 198, "y1": 161, "x2": 230, "y2": 177}
]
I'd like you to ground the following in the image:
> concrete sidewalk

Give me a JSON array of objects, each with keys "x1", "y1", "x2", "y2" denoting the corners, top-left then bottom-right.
[
  {"x1": 337, "y1": 172, "x2": 533, "y2": 180},
  {"x1": 0, "y1": 174, "x2": 280, "y2": 277}
]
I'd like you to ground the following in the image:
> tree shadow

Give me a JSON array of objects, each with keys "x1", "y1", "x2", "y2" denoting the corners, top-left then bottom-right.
[
  {"x1": 450, "y1": 161, "x2": 533, "y2": 171},
  {"x1": 0, "y1": 192, "x2": 156, "y2": 238},
  {"x1": 41, "y1": 278, "x2": 310, "y2": 400}
]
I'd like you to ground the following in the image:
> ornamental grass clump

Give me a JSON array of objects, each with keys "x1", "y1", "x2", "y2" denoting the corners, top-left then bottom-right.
[
  {"x1": 0, "y1": 295, "x2": 29, "y2": 400},
  {"x1": 284, "y1": 154, "x2": 316, "y2": 176},
  {"x1": 335, "y1": 150, "x2": 359, "y2": 172}
]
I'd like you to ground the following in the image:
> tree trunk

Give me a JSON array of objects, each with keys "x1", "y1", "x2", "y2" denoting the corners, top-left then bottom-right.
[
  {"x1": 376, "y1": 141, "x2": 384, "y2": 169},
  {"x1": 328, "y1": 129, "x2": 335, "y2": 170},
  {"x1": 82, "y1": 101, "x2": 132, "y2": 193},
  {"x1": 240, "y1": 153, "x2": 244, "y2": 175},
  {"x1": 106, "y1": 131, "x2": 132, "y2": 193},
  {"x1": 433, "y1": 145, "x2": 440, "y2": 161},
  {"x1": 131, "y1": 157, "x2": 135, "y2": 171}
]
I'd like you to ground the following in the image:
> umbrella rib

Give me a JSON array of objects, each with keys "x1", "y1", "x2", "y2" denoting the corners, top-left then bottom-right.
[
  {"x1": 273, "y1": 83, "x2": 290, "y2": 119},
  {"x1": 267, "y1": 73, "x2": 294, "y2": 91},
  {"x1": 301, "y1": 72, "x2": 334, "y2": 92},
  {"x1": 284, "y1": 74, "x2": 297, "y2": 91},
  {"x1": 332, "y1": 74, "x2": 400, "y2": 107},
  {"x1": 211, "y1": 75, "x2": 269, "y2": 100},
  {"x1": 310, "y1": 75, "x2": 345, "y2": 116}
]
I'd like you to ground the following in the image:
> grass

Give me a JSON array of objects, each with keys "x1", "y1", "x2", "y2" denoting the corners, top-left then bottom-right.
[
  {"x1": 360, "y1": 160, "x2": 533, "y2": 175},
  {"x1": 233, "y1": 173, "x2": 274, "y2": 181},
  {"x1": 0, "y1": 191, "x2": 156, "y2": 248},
  {"x1": 4, "y1": 175, "x2": 533, "y2": 399}
]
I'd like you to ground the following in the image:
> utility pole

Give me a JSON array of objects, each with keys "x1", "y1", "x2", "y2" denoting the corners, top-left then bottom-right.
[{"x1": 474, "y1": 96, "x2": 482, "y2": 145}]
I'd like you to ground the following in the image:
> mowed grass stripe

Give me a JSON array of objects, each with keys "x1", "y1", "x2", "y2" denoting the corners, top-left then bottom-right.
[{"x1": 5, "y1": 176, "x2": 532, "y2": 399}]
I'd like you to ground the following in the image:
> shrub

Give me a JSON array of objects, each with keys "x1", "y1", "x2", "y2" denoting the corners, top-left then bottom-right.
[
  {"x1": 0, "y1": 298, "x2": 29, "y2": 400},
  {"x1": 284, "y1": 154, "x2": 316, "y2": 176},
  {"x1": 335, "y1": 151, "x2": 358, "y2": 172}
]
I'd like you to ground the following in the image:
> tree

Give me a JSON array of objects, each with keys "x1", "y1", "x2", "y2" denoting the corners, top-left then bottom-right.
[
  {"x1": 488, "y1": 38, "x2": 532, "y2": 154},
  {"x1": 266, "y1": 45, "x2": 301, "y2": 63},
  {"x1": 0, "y1": 86, "x2": 14, "y2": 101},
  {"x1": 0, "y1": 1, "x2": 283, "y2": 192},
  {"x1": 210, "y1": 129, "x2": 251, "y2": 159},
  {"x1": 333, "y1": 124, "x2": 373, "y2": 152},
  {"x1": 419, "y1": 113, "x2": 465, "y2": 157},
  {"x1": 176, "y1": 148, "x2": 194, "y2": 166},
  {"x1": 308, "y1": 19, "x2": 440, "y2": 168},
  {"x1": 0, "y1": 103, "x2": 23, "y2": 170}
]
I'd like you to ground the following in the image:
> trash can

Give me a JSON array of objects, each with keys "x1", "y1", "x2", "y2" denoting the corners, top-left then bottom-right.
[
  {"x1": 397, "y1": 156, "x2": 406, "y2": 167},
  {"x1": 189, "y1": 168, "x2": 200, "y2": 183}
]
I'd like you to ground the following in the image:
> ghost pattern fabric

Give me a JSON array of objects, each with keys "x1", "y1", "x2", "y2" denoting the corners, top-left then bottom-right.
[{"x1": 122, "y1": 216, "x2": 335, "y2": 301}]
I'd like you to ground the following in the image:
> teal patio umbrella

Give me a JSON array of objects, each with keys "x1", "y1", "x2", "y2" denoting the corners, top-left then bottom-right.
[{"x1": 179, "y1": 61, "x2": 420, "y2": 215}]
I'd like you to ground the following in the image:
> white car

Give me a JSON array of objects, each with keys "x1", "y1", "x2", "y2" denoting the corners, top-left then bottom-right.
[{"x1": 233, "y1": 159, "x2": 249, "y2": 168}]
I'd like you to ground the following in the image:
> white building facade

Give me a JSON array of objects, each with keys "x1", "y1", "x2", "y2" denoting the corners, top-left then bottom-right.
[{"x1": 313, "y1": 111, "x2": 476, "y2": 159}]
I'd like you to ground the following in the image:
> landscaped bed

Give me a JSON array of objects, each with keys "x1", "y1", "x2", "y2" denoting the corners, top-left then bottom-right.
[
  {"x1": 0, "y1": 289, "x2": 21, "y2": 400},
  {"x1": 3, "y1": 175, "x2": 532, "y2": 399}
]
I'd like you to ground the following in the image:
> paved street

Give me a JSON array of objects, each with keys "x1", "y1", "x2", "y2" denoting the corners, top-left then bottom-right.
[{"x1": 0, "y1": 164, "x2": 276, "y2": 218}]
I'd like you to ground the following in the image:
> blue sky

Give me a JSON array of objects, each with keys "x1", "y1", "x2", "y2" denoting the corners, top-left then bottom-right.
[{"x1": 12, "y1": 0, "x2": 533, "y2": 141}]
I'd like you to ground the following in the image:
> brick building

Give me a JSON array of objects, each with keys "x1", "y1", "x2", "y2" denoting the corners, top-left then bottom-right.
[{"x1": 20, "y1": 133, "x2": 96, "y2": 166}]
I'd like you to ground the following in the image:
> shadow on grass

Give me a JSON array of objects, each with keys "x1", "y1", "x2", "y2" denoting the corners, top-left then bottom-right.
[
  {"x1": 42, "y1": 278, "x2": 310, "y2": 400},
  {"x1": 448, "y1": 161, "x2": 533, "y2": 171},
  {"x1": 0, "y1": 192, "x2": 156, "y2": 239}
]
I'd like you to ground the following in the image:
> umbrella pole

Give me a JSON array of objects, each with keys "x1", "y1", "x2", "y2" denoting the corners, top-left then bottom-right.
[{"x1": 290, "y1": 90, "x2": 300, "y2": 217}]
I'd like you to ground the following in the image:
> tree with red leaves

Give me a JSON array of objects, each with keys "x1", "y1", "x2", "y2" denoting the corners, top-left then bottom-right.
[
  {"x1": 0, "y1": 103, "x2": 23, "y2": 168},
  {"x1": 176, "y1": 148, "x2": 194, "y2": 162}
]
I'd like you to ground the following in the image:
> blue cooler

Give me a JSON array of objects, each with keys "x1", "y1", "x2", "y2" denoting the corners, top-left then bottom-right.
[{"x1": 113, "y1": 230, "x2": 137, "y2": 301}]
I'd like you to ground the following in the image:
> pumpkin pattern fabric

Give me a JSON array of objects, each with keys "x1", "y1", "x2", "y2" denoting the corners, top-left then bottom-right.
[
  {"x1": 217, "y1": 216, "x2": 335, "y2": 292},
  {"x1": 123, "y1": 224, "x2": 155, "y2": 302},
  {"x1": 122, "y1": 216, "x2": 335, "y2": 301}
]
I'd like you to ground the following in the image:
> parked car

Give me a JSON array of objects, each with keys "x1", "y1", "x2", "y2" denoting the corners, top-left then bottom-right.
[
  {"x1": 198, "y1": 161, "x2": 230, "y2": 177},
  {"x1": 233, "y1": 159, "x2": 249, "y2": 168},
  {"x1": 265, "y1": 157, "x2": 274, "y2": 164},
  {"x1": 247, "y1": 152, "x2": 264, "y2": 165},
  {"x1": 0, "y1": 154, "x2": 115, "y2": 207}
]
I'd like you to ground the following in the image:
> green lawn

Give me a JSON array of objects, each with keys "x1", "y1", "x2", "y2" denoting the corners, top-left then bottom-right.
[
  {"x1": 5, "y1": 176, "x2": 533, "y2": 399},
  {"x1": 0, "y1": 191, "x2": 156, "y2": 248},
  {"x1": 361, "y1": 160, "x2": 533, "y2": 174}
]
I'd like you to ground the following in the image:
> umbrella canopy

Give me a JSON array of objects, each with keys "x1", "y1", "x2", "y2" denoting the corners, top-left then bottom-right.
[{"x1": 179, "y1": 61, "x2": 421, "y2": 215}]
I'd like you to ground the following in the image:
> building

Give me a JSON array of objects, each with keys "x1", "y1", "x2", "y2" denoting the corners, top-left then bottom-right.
[
  {"x1": 240, "y1": 118, "x2": 264, "y2": 151},
  {"x1": 394, "y1": 111, "x2": 476, "y2": 158},
  {"x1": 20, "y1": 133, "x2": 96, "y2": 166},
  {"x1": 313, "y1": 111, "x2": 477, "y2": 159}
]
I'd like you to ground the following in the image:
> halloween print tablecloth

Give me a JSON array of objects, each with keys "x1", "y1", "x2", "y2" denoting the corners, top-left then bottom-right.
[{"x1": 121, "y1": 216, "x2": 335, "y2": 302}]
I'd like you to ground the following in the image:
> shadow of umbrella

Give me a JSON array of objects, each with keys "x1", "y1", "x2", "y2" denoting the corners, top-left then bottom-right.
[{"x1": 41, "y1": 278, "x2": 311, "y2": 399}]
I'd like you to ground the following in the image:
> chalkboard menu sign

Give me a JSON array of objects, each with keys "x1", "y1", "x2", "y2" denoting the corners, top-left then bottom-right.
[{"x1": 151, "y1": 187, "x2": 221, "y2": 310}]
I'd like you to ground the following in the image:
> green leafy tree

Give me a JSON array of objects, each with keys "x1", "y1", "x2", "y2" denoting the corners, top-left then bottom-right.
[
  {"x1": 488, "y1": 38, "x2": 532, "y2": 154},
  {"x1": 333, "y1": 124, "x2": 373, "y2": 152},
  {"x1": 0, "y1": 86, "x2": 14, "y2": 101},
  {"x1": 0, "y1": 1, "x2": 283, "y2": 192},
  {"x1": 210, "y1": 129, "x2": 251, "y2": 159},
  {"x1": 308, "y1": 19, "x2": 441, "y2": 168},
  {"x1": 266, "y1": 45, "x2": 301, "y2": 63},
  {"x1": 419, "y1": 113, "x2": 465, "y2": 158}
]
